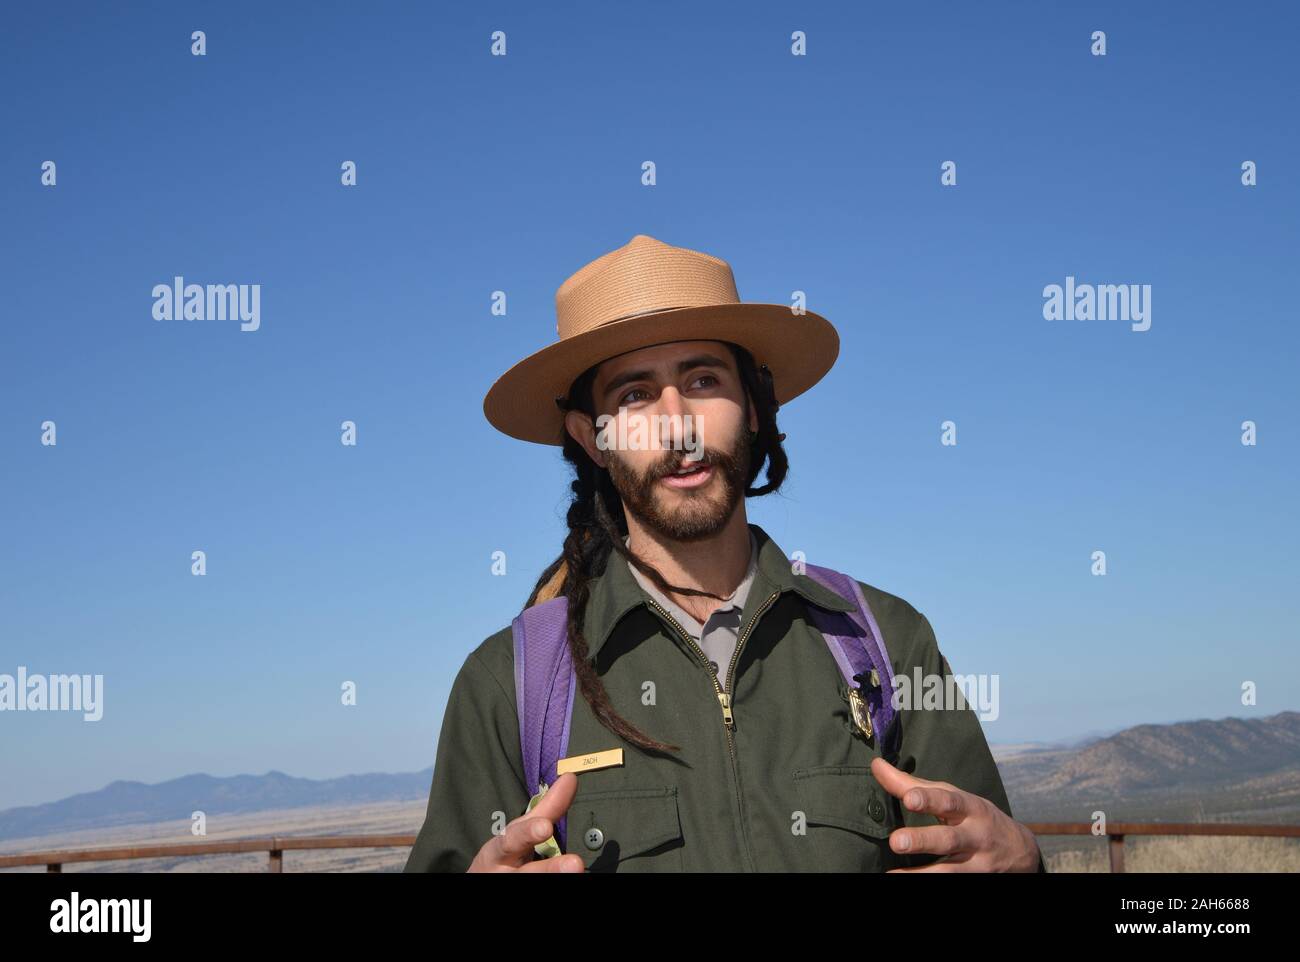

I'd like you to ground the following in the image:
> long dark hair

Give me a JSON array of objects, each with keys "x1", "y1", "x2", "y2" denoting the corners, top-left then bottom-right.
[{"x1": 522, "y1": 342, "x2": 791, "y2": 754}]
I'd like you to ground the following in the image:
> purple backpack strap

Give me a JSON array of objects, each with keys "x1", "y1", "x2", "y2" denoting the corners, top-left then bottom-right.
[
  {"x1": 801, "y1": 564, "x2": 900, "y2": 757},
  {"x1": 511, "y1": 596, "x2": 577, "y2": 852}
]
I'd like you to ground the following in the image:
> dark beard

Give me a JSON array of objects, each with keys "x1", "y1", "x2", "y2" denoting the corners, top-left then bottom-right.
[{"x1": 605, "y1": 426, "x2": 752, "y2": 543}]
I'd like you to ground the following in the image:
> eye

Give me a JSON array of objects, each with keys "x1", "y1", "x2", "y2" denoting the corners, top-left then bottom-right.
[
  {"x1": 616, "y1": 374, "x2": 718, "y2": 407},
  {"x1": 617, "y1": 387, "x2": 652, "y2": 406}
]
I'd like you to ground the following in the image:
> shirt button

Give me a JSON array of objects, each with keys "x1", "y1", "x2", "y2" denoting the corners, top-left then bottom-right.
[
  {"x1": 709, "y1": 660, "x2": 719, "y2": 675},
  {"x1": 584, "y1": 827, "x2": 604, "y2": 850},
  {"x1": 868, "y1": 797, "x2": 886, "y2": 822}
]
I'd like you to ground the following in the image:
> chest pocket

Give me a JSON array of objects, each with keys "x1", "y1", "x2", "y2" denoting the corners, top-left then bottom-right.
[
  {"x1": 792, "y1": 765, "x2": 901, "y2": 870},
  {"x1": 566, "y1": 786, "x2": 683, "y2": 872}
]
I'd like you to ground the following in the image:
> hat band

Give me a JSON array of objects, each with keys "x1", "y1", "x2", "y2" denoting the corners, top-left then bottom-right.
[{"x1": 585, "y1": 304, "x2": 695, "y2": 332}]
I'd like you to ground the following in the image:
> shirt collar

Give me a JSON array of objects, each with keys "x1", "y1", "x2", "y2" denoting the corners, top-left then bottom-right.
[
  {"x1": 579, "y1": 522, "x2": 856, "y2": 665},
  {"x1": 624, "y1": 528, "x2": 759, "y2": 632}
]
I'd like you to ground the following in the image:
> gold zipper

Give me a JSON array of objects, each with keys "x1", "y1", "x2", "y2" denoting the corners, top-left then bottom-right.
[
  {"x1": 645, "y1": 589, "x2": 781, "y2": 871},
  {"x1": 645, "y1": 598, "x2": 727, "y2": 716},
  {"x1": 725, "y1": 589, "x2": 781, "y2": 714},
  {"x1": 645, "y1": 589, "x2": 779, "y2": 733}
]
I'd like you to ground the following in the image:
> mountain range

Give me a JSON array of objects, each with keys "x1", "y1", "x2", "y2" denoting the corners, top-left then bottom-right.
[
  {"x1": 0, "y1": 768, "x2": 433, "y2": 842},
  {"x1": 3, "y1": 711, "x2": 1297, "y2": 844}
]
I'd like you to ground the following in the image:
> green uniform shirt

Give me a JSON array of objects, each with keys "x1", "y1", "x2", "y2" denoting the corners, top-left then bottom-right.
[{"x1": 405, "y1": 522, "x2": 1045, "y2": 872}]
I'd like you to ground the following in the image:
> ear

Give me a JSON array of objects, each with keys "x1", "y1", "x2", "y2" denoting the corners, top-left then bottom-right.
[
  {"x1": 564, "y1": 409, "x2": 608, "y2": 468},
  {"x1": 746, "y1": 390, "x2": 759, "y2": 436}
]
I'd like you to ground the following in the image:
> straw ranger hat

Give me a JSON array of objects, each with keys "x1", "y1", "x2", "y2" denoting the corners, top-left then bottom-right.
[{"x1": 482, "y1": 233, "x2": 840, "y2": 445}]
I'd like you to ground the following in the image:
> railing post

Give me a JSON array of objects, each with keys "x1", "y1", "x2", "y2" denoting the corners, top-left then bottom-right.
[
  {"x1": 269, "y1": 849, "x2": 283, "y2": 873},
  {"x1": 1108, "y1": 834, "x2": 1125, "y2": 873}
]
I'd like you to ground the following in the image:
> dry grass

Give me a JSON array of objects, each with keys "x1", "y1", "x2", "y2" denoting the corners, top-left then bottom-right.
[
  {"x1": 1048, "y1": 835, "x2": 1300, "y2": 873},
  {"x1": 0, "y1": 800, "x2": 426, "y2": 873}
]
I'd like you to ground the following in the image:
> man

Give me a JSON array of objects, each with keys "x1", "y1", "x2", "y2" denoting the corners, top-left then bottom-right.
[{"x1": 406, "y1": 234, "x2": 1044, "y2": 873}]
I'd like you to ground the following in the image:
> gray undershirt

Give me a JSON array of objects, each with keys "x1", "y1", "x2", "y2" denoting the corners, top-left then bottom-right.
[{"x1": 623, "y1": 529, "x2": 760, "y2": 684}]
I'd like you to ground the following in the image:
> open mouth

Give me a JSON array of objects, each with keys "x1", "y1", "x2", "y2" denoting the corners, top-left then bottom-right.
[{"x1": 660, "y1": 460, "x2": 713, "y2": 490}]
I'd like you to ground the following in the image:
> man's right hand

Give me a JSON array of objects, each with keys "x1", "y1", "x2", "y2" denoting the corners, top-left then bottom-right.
[{"x1": 467, "y1": 771, "x2": 587, "y2": 873}]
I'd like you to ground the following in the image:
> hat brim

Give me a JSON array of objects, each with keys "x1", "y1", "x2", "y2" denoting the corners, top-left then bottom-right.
[{"x1": 482, "y1": 303, "x2": 840, "y2": 445}]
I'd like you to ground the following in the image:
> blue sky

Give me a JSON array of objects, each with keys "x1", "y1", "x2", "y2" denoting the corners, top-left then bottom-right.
[{"x1": 1, "y1": 1, "x2": 1296, "y2": 810}]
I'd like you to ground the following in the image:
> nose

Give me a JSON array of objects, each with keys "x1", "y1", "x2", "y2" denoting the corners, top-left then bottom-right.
[{"x1": 654, "y1": 387, "x2": 688, "y2": 454}]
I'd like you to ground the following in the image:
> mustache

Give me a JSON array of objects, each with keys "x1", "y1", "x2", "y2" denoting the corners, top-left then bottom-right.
[{"x1": 651, "y1": 448, "x2": 714, "y2": 478}]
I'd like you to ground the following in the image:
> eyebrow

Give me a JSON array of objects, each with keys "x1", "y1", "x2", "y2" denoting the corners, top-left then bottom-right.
[{"x1": 600, "y1": 353, "x2": 732, "y2": 402}]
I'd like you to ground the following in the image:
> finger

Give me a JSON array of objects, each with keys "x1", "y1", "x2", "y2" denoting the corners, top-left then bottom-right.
[
  {"x1": 489, "y1": 812, "x2": 561, "y2": 866},
  {"x1": 515, "y1": 853, "x2": 587, "y2": 874},
  {"x1": 886, "y1": 860, "x2": 958, "y2": 873},
  {"x1": 887, "y1": 850, "x2": 976, "y2": 873},
  {"x1": 529, "y1": 771, "x2": 581, "y2": 822},
  {"x1": 898, "y1": 785, "x2": 969, "y2": 824},
  {"x1": 869, "y1": 757, "x2": 939, "y2": 802},
  {"x1": 489, "y1": 773, "x2": 583, "y2": 865},
  {"x1": 889, "y1": 823, "x2": 968, "y2": 858}
]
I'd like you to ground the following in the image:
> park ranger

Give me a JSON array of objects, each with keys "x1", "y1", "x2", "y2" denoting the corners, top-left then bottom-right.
[{"x1": 405, "y1": 234, "x2": 1045, "y2": 873}]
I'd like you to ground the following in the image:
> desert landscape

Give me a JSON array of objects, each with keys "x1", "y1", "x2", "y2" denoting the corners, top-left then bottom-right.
[{"x1": 4, "y1": 711, "x2": 1298, "y2": 872}]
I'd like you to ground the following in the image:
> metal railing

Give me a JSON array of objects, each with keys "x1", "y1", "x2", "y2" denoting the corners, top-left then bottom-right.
[
  {"x1": 1027, "y1": 821, "x2": 1300, "y2": 872},
  {"x1": 2, "y1": 823, "x2": 1297, "y2": 873},
  {"x1": 0, "y1": 833, "x2": 418, "y2": 873}
]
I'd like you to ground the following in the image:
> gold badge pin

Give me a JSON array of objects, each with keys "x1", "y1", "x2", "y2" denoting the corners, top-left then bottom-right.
[
  {"x1": 556, "y1": 747, "x2": 625, "y2": 776},
  {"x1": 847, "y1": 688, "x2": 873, "y2": 740}
]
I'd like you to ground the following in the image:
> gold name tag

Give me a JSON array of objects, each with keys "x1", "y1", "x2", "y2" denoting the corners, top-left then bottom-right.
[{"x1": 556, "y1": 748, "x2": 625, "y2": 775}]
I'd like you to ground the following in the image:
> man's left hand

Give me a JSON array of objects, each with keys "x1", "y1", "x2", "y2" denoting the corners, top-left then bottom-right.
[{"x1": 870, "y1": 756, "x2": 1041, "y2": 872}]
